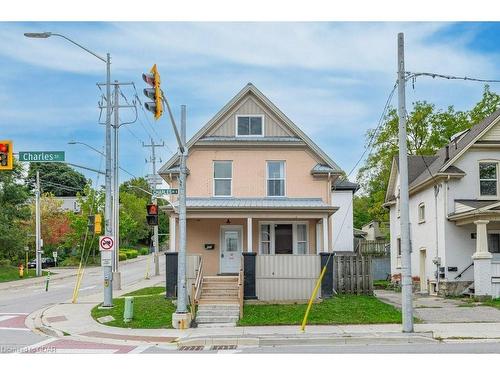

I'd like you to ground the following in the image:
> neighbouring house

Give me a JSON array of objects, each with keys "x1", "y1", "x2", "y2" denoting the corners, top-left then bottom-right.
[
  {"x1": 384, "y1": 109, "x2": 500, "y2": 298},
  {"x1": 56, "y1": 196, "x2": 81, "y2": 213},
  {"x1": 361, "y1": 220, "x2": 387, "y2": 241},
  {"x1": 331, "y1": 179, "x2": 359, "y2": 253},
  {"x1": 159, "y1": 83, "x2": 360, "y2": 323}
]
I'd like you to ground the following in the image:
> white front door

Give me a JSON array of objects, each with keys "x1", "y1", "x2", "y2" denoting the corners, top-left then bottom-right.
[{"x1": 220, "y1": 226, "x2": 242, "y2": 274}]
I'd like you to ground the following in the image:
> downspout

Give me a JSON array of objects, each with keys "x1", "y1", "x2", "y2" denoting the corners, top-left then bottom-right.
[{"x1": 434, "y1": 183, "x2": 440, "y2": 294}]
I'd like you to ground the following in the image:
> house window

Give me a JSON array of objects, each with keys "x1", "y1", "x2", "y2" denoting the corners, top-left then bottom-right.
[
  {"x1": 236, "y1": 115, "x2": 263, "y2": 136},
  {"x1": 213, "y1": 161, "x2": 232, "y2": 196},
  {"x1": 260, "y1": 224, "x2": 271, "y2": 254},
  {"x1": 397, "y1": 237, "x2": 401, "y2": 256},
  {"x1": 259, "y1": 222, "x2": 309, "y2": 255},
  {"x1": 479, "y1": 162, "x2": 498, "y2": 197},
  {"x1": 267, "y1": 161, "x2": 285, "y2": 197},
  {"x1": 418, "y1": 203, "x2": 425, "y2": 223},
  {"x1": 488, "y1": 233, "x2": 500, "y2": 254}
]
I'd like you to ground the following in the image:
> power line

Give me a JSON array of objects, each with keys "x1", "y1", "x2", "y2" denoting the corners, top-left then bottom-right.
[{"x1": 406, "y1": 71, "x2": 500, "y2": 85}]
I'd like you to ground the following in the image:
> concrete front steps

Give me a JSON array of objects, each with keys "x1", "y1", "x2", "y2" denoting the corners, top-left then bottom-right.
[{"x1": 195, "y1": 276, "x2": 240, "y2": 328}]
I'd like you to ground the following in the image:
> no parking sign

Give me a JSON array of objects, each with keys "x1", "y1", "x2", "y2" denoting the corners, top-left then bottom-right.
[{"x1": 99, "y1": 236, "x2": 114, "y2": 267}]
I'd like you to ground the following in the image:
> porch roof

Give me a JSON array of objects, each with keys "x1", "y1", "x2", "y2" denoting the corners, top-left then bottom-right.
[
  {"x1": 163, "y1": 197, "x2": 338, "y2": 214},
  {"x1": 448, "y1": 199, "x2": 500, "y2": 224}
]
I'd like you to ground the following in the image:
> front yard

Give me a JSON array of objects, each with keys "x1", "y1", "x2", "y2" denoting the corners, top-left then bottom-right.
[
  {"x1": 0, "y1": 265, "x2": 48, "y2": 283},
  {"x1": 91, "y1": 286, "x2": 175, "y2": 329},
  {"x1": 238, "y1": 295, "x2": 402, "y2": 326}
]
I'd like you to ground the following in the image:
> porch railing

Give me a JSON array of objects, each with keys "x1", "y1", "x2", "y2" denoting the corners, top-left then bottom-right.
[
  {"x1": 238, "y1": 256, "x2": 244, "y2": 319},
  {"x1": 190, "y1": 257, "x2": 204, "y2": 319}
]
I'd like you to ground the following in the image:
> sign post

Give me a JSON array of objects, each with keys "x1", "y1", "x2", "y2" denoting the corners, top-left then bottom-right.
[
  {"x1": 52, "y1": 251, "x2": 58, "y2": 267},
  {"x1": 99, "y1": 235, "x2": 114, "y2": 307}
]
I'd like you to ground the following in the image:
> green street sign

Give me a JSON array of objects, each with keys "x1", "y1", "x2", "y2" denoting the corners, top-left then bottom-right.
[
  {"x1": 18, "y1": 151, "x2": 65, "y2": 162},
  {"x1": 153, "y1": 188, "x2": 178, "y2": 195}
]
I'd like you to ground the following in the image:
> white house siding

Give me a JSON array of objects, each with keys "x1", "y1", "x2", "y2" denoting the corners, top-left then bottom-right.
[{"x1": 331, "y1": 190, "x2": 354, "y2": 252}]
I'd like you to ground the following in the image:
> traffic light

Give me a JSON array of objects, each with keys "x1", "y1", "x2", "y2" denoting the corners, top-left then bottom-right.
[
  {"x1": 142, "y1": 64, "x2": 163, "y2": 120},
  {"x1": 0, "y1": 140, "x2": 13, "y2": 170},
  {"x1": 94, "y1": 214, "x2": 102, "y2": 234},
  {"x1": 146, "y1": 203, "x2": 158, "y2": 226},
  {"x1": 87, "y1": 215, "x2": 95, "y2": 233}
]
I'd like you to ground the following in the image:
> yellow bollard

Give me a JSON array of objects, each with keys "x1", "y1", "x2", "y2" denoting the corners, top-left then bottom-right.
[{"x1": 300, "y1": 265, "x2": 328, "y2": 332}]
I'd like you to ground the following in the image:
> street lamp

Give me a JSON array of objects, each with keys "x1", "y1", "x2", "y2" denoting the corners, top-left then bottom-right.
[
  {"x1": 68, "y1": 140, "x2": 105, "y2": 157},
  {"x1": 25, "y1": 31, "x2": 114, "y2": 307}
]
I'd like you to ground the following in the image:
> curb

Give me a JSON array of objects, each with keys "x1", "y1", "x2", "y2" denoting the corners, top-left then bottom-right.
[{"x1": 176, "y1": 332, "x2": 436, "y2": 348}]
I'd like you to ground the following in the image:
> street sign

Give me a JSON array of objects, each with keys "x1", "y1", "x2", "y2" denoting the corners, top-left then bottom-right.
[
  {"x1": 101, "y1": 251, "x2": 112, "y2": 267},
  {"x1": 52, "y1": 251, "x2": 58, "y2": 259},
  {"x1": 153, "y1": 188, "x2": 178, "y2": 195},
  {"x1": 99, "y1": 236, "x2": 115, "y2": 252},
  {"x1": 146, "y1": 174, "x2": 163, "y2": 185},
  {"x1": 18, "y1": 151, "x2": 65, "y2": 162}
]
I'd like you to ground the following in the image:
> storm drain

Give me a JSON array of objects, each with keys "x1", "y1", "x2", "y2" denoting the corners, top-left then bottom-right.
[
  {"x1": 211, "y1": 345, "x2": 237, "y2": 351},
  {"x1": 178, "y1": 346, "x2": 204, "y2": 351}
]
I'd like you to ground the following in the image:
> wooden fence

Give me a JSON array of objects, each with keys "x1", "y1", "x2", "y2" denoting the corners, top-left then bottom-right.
[
  {"x1": 357, "y1": 240, "x2": 388, "y2": 256},
  {"x1": 333, "y1": 255, "x2": 373, "y2": 295}
]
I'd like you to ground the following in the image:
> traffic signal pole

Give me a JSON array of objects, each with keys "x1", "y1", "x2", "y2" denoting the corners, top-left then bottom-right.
[
  {"x1": 143, "y1": 138, "x2": 165, "y2": 276},
  {"x1": 35, "y1": 171, "x2": 42, "y2": 277},
  {"x1": 112, "y1": 81, "x2": 121, "y2": 290}
]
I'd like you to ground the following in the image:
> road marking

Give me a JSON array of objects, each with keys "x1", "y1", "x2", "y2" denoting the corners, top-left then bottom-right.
[
  {"x1": 0, "y1": 315, "x2": 16, "y2": 322},
  {"x1": 0, "y1": 312, "x2": 29, "y2": 315},
  {"x1": 20, "y1": 337, "x2": 58, "y2": 352},
  {"x1": 52, "y1": 349, "x2": 118, "y2": 354},
  {"x1": 128, "y1": 345, "x2": 151, "y2": 354},
  {"x1": 0, "y1": 326, "x2": 30, "y2": 331}
]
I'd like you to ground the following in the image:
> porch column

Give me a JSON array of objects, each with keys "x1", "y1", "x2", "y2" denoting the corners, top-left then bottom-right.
[
  {"x1": 169, "y1": 215, "x2": 176, "y2": 252},
  {"x1": 322, "y1": 215, "x2": 329, "y2": 253},
  {"x1": 247, "y1": 217, "x2": 253, "y2": 252},
  {"x1": 473, "y1": 220, "x2": 492, "y2": 297}
]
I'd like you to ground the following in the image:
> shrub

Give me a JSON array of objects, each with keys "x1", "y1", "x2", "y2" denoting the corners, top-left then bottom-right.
[
  {"x1": 119, "y1": 253, "x2": 128, "y2": 261},
  {"x1": 139, "y1": 248, "x2": 149, "y2": 256},
  {"x1": 60, "y1": 256, "x2": 82, "y2": 267},
  {"x1": 126, "y1": 250, "x2": 138, "y2": 259},
  {"x1": 0, "y1": 259, "x2": 11, "y2": 267}
]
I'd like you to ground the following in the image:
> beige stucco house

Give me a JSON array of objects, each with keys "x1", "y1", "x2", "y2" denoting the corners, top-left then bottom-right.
[{"x1": 159, "y1": 84, "x2": 344, "y2": 323}]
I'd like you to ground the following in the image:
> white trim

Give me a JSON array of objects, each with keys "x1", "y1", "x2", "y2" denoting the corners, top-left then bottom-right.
[
  {"x1": 247, "y1": 217, "x2": 253, "y2": 253},
  {"x1": 258, "y1": 221, "x2": 309, "y2": 255},
  {"x1": 219, "y1": 225, "x2": 243, "y2": 274},
  {"x1": 235, "y1": 114, "x2": 265, "y2": 137},
  {"x1": 322, "y1": 216, "x2": 329, "y2": 253},
  {"x1": 478, "y1": 160, "x2": 499, "y2": 200},
  {"x1": 213, "y1": 160, "x2": 233, "y2": 197},
  {"x1": 266, "y1": 160, "x2": 286, "y2": 197}
]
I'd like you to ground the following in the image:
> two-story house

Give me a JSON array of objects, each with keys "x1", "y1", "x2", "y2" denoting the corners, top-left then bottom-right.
[
  {"x1": 385, "y1": 109, "x2": 500, "y2": 299},
  {"x1": 158, "y1": 84, "x2": 345, "y2": 324}
]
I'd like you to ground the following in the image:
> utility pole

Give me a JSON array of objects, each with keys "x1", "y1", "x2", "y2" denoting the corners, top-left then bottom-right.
[
  {"x1": 177, "y1": 104, "x2": 188, "y2": 314},
  {"x1": 103, "y1": 53, "x2": 113, "y2": 307},
  {"x1": 143, "y1": 137, "x2": 165, "y2": 276},
  {"x1": 35, "y1": 171, "x2": 42, "y2": 277},
  {"x1": 397, "y1": 32, "x2": 414, "y2": 332},
  {"x1": 112, "y1": 80, "x2": 121, "y2": 290}
]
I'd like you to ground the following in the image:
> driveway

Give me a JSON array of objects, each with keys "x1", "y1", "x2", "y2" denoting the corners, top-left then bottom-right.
[{"x1": 375, "y1": 290, "x2": 500, "y2": 323}]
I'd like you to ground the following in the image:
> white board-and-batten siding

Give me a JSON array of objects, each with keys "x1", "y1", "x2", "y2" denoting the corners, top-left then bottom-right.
[
  {"x1": 255, "y1": 255, "x2": 320, "y2": 301},
  {"x1": 207, "y1": 96, "x2": 293, "y2": 137}
]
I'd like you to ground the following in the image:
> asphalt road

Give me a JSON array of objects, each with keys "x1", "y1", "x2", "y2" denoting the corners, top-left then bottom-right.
[{"x1": 0, "y1": 254, "x2": 164, "y2": 352}]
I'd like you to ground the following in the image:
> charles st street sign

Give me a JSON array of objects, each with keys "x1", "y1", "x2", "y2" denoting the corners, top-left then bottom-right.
[
  {"x1": 153, "y1": 188, "x2": 178, "y2": 195},
  {"x1": 18, "y1": 151, "x2": 65, "y2": 162}
]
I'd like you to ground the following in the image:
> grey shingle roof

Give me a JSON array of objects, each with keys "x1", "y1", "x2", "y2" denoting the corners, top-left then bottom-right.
[
  {"x1": 455, "y1": 199, "x2": 500, "y2": 209},
  {"x1": 311, "y1": 164, "x2": 338, "y2": 174},
  {"x1": 402, "y1": 109, "x2": 500, "y2": 189},
  {"x1": 333, "y1": 179, "x2": 360, "y2": 192},
  {"x1": 167, "y1": 197, "x2": 336, "y2": 211}
]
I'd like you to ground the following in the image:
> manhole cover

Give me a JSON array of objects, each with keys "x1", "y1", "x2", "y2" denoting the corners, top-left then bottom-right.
[
  {"x1": 211, "y1": 345, "x2": 237, "y2": 351},
  {"x1": 179, "y1": 346, "x2": 204, "y2": 351}
]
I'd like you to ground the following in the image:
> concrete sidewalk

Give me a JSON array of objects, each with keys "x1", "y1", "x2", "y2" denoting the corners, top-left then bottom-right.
[{"x1": 25, "y1": 279, "x2": 500, "y2": 348}]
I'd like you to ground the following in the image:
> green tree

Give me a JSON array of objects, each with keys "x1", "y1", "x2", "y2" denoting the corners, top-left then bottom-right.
[
  {"x1": 0, "y1": 161, "x2": 31, "y2": 262},
  {"x1": 355, "y1": 85, "x2": 500, "y2": 229},
  {"x1": 120, "y1": 177, "x2": 151, "y2": 200},
  {"x1": 119, "y1": 191, "x2": 149, "y2": 247},
  {"x1": 28, "y1": 163, "x2": 88, "y2": 197}
]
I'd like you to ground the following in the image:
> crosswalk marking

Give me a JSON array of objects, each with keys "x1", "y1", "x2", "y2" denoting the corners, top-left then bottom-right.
[{"x1": 0, "y1": 315, "x2": 16, "y2": 322}]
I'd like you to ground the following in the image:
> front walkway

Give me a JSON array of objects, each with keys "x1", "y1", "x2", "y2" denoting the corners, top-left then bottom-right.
[{"x1": 375, "y1": 290, "x2": 500, "y2": 323}]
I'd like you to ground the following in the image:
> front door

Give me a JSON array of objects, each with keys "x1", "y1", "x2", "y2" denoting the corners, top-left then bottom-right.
[
  {"x1": 419, "y1": 249, "x2": 427, "y2": 293},
  {"x1": 220, "y1": 226, "x2": 242, "y2": 274}
]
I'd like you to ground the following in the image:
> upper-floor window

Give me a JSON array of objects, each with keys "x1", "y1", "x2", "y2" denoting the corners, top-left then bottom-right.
[
  {"x1": 479, "y1": 162, "x2": 498, "y2": 197},
  {"x1": 214, "y1": 161, "x2": 232, "y2": 196},
  {"x1": 267, "y1": 161, "x2": 285, "y2": 197},
  {"x1": 418, "y1": 203, "x2": 425, "y2": 223},
  {"x1": 236, "y1": 115, "x2": 263, "y2": 136}
]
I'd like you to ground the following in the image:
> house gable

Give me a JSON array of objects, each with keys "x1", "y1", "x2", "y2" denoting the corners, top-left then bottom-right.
[
  {"x1": 159, "y1": 83, "x2": 341, "y2": 175},
  {"x1": 206, "y1": 95, "x2": 294, "y2": 137}
]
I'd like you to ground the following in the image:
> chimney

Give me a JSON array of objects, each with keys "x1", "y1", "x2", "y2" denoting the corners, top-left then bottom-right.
[{"x1": 445, "y1": 145, "x2": 450, "y2": 161}]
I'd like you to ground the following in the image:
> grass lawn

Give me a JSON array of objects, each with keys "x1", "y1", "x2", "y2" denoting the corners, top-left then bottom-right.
[
  {"x1": 0, "y1": 265, "x2": 48, "y2": 283},
  {"x1": 91, "y1": 287, "x2": 174, "y2": 329},
  {"x1": 122, "y1": 286, "x2": 165, "y2": 297},
  {"x1": 238, "y1": 295, "x2": 402, "y2": 326},
  {"x1": 373, "y1": 280, "x2": 391, "y2": 289},
  {"x1": 482, "y1": 299, "x2": 500, "y2": 309}
]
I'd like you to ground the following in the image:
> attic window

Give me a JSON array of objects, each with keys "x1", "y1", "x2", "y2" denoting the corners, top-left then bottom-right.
[{"x1": 236, "y1": 115, "x2": 263, "y2": 136}]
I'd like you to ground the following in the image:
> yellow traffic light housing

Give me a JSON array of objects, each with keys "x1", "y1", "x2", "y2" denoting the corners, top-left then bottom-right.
[
  {"x1": 142, "y1": 64, "x2": 163, "y2": 120},
  {"x1": 94, "y1": 214, "x2": 102, "y2": 234},
  {"x1": 0, "y1": 140, "x2": 13, "y2": 170}
]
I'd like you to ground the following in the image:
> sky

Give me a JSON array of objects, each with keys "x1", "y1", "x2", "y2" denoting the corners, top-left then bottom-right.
[{"x1": 2, "y1": 22, "x2": 500, "y2": 185}]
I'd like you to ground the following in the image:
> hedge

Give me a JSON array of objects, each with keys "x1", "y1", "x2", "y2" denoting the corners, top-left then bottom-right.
[{"x1": 119, "y1": 253, "x2": 128, "y2": 261}]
